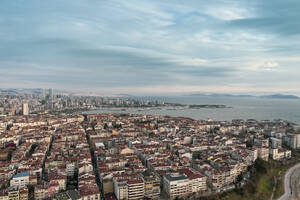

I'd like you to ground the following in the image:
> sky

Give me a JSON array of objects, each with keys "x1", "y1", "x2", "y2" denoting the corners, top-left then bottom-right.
[{"x1": 0, "y1": 0, "x2": 300, "y2": 95}]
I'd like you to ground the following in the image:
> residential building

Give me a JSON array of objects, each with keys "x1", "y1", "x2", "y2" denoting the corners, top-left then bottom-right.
[
  {"x1": 163, "y1": 173, "x2": 189, "y2": 199},
  {"x1": 10, "y1": 172, "x2": 29, "y2": 188},
  {"x1": 22, "y1": 104, "x2": 29, "y2": 116}
]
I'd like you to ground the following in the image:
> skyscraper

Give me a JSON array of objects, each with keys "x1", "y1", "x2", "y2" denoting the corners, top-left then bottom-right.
[
  {"x1": 41, "y1": 88, "x2": 46, "y2": 99},
  {"x1": 22, "y1": 103, "x2": 29, "y2": 115},
  {"x1": 49, "y1": 88, "x2": 54, "y2": 99}
]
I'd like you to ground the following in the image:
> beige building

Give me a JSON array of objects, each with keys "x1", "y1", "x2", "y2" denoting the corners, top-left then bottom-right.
[
  {"x1": 270, "y1": 149, "x2": 291, "y2": 160},
  {"x1": 34, "y1": 185, "x2": 46, "y2": 200},
  {"x1": 178, "y1": 168, "x2": 207, "y2": 193},
  {"x1": 211, "y1": 171, "x2": 225, "y2": 189},
  {"x1": 114, "y1": 181, "x2": 128, "y2": 200},
  {"x1": 19, "y1": 187, "x2": 28, "y2": 200},
  {"x1": 22, "y1": 104, "x2": 29, "y2": 116},
  {"x1": 79, "y1": 183, "x2": 101, "y2": 200},
  {"x1": 120, "y1": 147, "x2": 134, "y2": 155},
  {"x1": 258, "y1": 147, "x2": 269, "y2": 161},
  {"x1": 140, "y1": 170, "x2": 160, "y2": 199},
  {"x1": 163, "y1": 173, "x2": 189, "y2": 199},
  {"x1": 114, "y1": 178, "x2": 145, "y2": 200},
  {"x1": 103, "y1": 179, "x2": 114, "y2": 194}
]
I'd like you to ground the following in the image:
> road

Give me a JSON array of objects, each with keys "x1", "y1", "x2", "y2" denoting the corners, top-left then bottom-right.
[{"x1": 277, "y1": 163, "x2": 300, "y2": 200}]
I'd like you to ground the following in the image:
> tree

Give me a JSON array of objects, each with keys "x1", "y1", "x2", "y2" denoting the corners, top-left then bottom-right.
[
  {"x1": 254, "y1": 158, "x2": 267, "y2": 174},
  {"x1": 104, "y1": 123, "x2": 108, "y2": 130}
]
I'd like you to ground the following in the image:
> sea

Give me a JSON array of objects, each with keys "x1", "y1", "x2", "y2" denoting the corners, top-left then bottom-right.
[{"x1": 86, "y1": 96, "x2": 300, "y2": 125}]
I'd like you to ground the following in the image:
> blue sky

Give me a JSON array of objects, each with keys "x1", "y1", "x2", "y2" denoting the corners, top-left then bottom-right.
[{"x1": 0, "y1": 0, "x2": 300, "y2": 95}]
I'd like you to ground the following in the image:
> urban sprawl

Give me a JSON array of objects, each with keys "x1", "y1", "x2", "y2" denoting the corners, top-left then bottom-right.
[{"x1": 0, "y1": 89, "x2": 299, "y2": 200}]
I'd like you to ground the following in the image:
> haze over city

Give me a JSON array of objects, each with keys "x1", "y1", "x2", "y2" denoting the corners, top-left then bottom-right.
[{"x1": 1, "y1": 0, "x2": 300, "y2": 95}]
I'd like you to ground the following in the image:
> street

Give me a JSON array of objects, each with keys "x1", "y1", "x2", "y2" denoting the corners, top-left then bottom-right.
[{"x1": 277, "y1": 163, "x2": 300, "y2": 200}]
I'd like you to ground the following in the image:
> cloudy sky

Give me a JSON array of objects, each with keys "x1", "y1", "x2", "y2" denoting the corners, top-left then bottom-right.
[{"x1": 1, "y1": 0, "x2": 300, "y2": 95}]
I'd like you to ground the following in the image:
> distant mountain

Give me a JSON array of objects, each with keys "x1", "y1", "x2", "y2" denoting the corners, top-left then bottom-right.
[
  {"x1": 187, "y1": 93, "x2": 300, "y2": 99},
  {"x1": 0, "y1": 88, "x2": 41, "y2": 95},
  {"x1": 260, "y1": 94, "x2": 300, "y2": 99},
  {"x1": 0, "y1": 88, "x2": 71, "y2": 95},
  {"x1": 0, "y1": 88, "x2": 131, "y2": 97},
  {"x1": 117, "y1": 94, "x2": 134, "y2": 97},
  {"x1": 188, "y1": 93, "x2": 254, "y2": 98}
]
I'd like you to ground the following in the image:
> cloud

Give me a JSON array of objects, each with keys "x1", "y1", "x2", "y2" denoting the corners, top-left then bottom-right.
[
  {"x1": 263, "y1": 61, "x2": 279, "y2": 70},
  {"x1": 0, "y1": 0, "x2": 299, "y2": 94},
  {"x1": 228, "y1": 0, "x2": 300, "y2": 37},
  {"x1": 243, "y1": 60, "x2": 280, "y2": 71}
]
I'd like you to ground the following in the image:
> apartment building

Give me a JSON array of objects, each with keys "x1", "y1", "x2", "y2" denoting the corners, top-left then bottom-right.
[
  {"x1": 10, "y1": 172, "x2": 29, "y2": 188},
  {"x1": 163, "y1": 173, "x2": 189, "y2": 199},
  {"x1": 140, "y1": 170, "x2": 160, "y2": 199},
  {"x1": 270, "y1": 149, "x2": 292, "y2": 160},
  {"x1": 79, "y1": 184, "x2": 101, "y2": 200},
  {"x1": 258, "y1": 148, "x2": 269, "y2": 161},
  {"x1": 113, "y1": 178, "x2": 145, "y2": 200},
  {"x1": 283, "y1": 134, "x2": 300, "y2": 149},
  {"x1": 178, "y1": 168, "x2": 207, "y2": 193}
]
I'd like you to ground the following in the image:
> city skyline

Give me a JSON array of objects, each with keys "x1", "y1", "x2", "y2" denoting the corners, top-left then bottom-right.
[{"x1": 1, "y1": 0, "x2": 300, "y2": 95}]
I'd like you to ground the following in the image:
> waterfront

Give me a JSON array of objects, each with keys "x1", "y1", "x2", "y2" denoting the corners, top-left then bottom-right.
[{"x1": 87, "y1": 96, "x2": 300, "y2": 125}]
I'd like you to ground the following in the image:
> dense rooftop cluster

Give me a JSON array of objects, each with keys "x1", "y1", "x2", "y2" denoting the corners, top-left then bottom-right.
[
  {"x1": 0, "y1": 112, "x2": 298, "y2": 199},
  {"x1": 83, "y1": 114, "x2": 296, "y2": 199},
  {"x1": 0, "y1": 114, "x2": 101, "y2": 199},
  {"x1": 0, "y1": 91, "x2": 167, "y2": 116}
]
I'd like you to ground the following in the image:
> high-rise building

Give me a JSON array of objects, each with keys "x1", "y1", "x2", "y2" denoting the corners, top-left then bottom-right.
[
  {"x1": 22, "y1": 103, "x2": 29, "y2": 115},
  {"x1": 41, "y1": 88, "x2": 46, "y2": 99},
  {"x1": 283, "y1": 134, "x2": 300, "y2": 149},
  {"x1": 49, "y1": 88, "x2": 54, "y2": 99}
]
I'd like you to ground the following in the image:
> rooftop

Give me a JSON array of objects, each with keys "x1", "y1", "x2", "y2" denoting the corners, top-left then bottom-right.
[
  {"x1": 164, "y1": 173, "x2": 187, "y2": 181},
  {"x1": 13, "y1": 172, "x2": 29, "y2": 178}
]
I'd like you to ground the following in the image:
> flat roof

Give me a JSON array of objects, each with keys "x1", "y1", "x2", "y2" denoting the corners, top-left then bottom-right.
[
  {"x1": 164, "y1": 173, "x2": 187, "y2": 181},
  {"x1": 13, "y1": 172, "x2": 29, "y2": 178}
]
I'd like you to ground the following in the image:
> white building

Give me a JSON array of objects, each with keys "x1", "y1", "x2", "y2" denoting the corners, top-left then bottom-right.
[
  {"x1": 178, "y1": 168, "x2": 207, "y2": 193},
  {"x1": 10, "y1": 172, "x2": 30, "y2": 188},
  {"x1": 270, "y1": 149, "x2": 292, "y2": 160},
  {"x1": 283, "y1": 134, "x2": 300, "y2": 149},
  {"x1": 66, "y1": 162, "x2": 77, "y2": 176},
  {"x1": 270, "y1": 137, "x2": 282, "y2": 149},
  {"x1": 22, "y1": 103, "x2": 29, "y2": 116}
]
